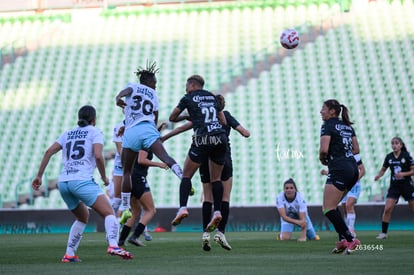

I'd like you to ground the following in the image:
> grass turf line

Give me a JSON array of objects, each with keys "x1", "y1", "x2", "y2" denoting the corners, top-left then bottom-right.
[{"x1": 0, "y1": 231, "x2": 413, "y2": 275}]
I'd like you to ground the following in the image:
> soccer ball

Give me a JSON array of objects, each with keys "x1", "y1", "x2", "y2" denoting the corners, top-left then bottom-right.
[{"x1": 280, "y1": 29, "x2": 300, "y2": 49}]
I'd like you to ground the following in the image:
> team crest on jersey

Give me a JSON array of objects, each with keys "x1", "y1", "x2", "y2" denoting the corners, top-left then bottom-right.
[{"x1": 402, "y1": 158, "x2": 406, "y2": 164}]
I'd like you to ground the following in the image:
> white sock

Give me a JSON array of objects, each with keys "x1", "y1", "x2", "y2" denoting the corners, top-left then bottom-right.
[
  {"x1": 171, "y1": 164, "x2": 183, "y2": 180},
  {"x1": 66, "y1": 220, "x2": 86, "y2": 256},
  {"x1": 347, "y1": 213, "x2": 356, "y2": 231},
  {"x1": 111, "y1": 197, "x2": 122, "y2": 214},
  {"x1": 105, "y1": 215, "x2": 120, "y2": 247},
  {"x1": 121, "y1": 192, "x2": 131, "y2": 209}
]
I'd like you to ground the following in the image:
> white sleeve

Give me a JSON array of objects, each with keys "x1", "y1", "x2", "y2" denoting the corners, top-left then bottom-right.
[
  {"x1": 276, "y1": 193, "x2": 284, "y2": 209},
  {"x1": 297, "y1": 192, "x2": 307, "y2": 213}
]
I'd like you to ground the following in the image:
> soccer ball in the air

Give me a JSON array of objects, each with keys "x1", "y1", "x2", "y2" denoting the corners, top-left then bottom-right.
[{"x1": 280, "y1": 29, "x2": 300, "y2": 49}]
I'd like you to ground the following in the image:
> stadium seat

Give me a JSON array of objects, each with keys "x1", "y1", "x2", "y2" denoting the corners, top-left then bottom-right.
[{"x1": 1, "y1": 1, "x2": 413, "y2": 208}]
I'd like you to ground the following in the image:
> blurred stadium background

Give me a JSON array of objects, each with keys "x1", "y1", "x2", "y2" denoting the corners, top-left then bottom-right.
[{"x1": 0, "y1": 0, "x2": 413, "y2": 210}]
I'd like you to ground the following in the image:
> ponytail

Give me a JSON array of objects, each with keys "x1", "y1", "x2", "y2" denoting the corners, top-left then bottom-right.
[
  {"x1": 324, "y1": 99, "x2": 353, "y2": 126},
  {"x1": 77, "y1": 105, "x2": 96, "y2": 127},
  {"x1": 340, "y1": 104, "x2": 353, "y2": 126}
]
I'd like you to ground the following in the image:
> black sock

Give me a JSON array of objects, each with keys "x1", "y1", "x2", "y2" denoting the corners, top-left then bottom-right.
[
  {"x1": 325, "y1": 209, "x2": 354, "y2": 242},
  {"x1": 179, "y1": 177, "x2": 192, "y2": 207},
  {"x1": 132, "y1": 223, "x2": 146, "y2": 239},
  {"x1": 211, "y1": 181, "x2": 223, "y2": 212},
  {"x1": 218, "y1": 201, "x2": 229, "y2": 233},
  {"x1": 202, "y1": 201, "x2": 212, "y2": 230},
  {"x1": 119, "y1": 225, "x2": 131, "y2": 243},
  {"x1": 382, "y1": 221, "x2": 389, "y2": 234},
  {"x1": 336, "y1": 208, "x2": 344, "y2": 241}
]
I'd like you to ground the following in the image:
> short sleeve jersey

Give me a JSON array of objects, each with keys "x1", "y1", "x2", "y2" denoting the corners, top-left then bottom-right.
[
  {"x1": 123, "y1": 82, "x2": 159, "y2": 129},
  {"x1": 223, "y1": 110, "x2": 240, "y2": 151},
  {"x1": 276, "y1": 191, "x2": 307, "y2": 220},
  {"x1": 112, "y1": 121, "x2": 124, "y2": 168},
  {"x1": 320, "y1": 117, "x2": 356, "y2": 163},
  {"x1": 132, "y1": 150, "x2": 152, "y2": 178},
  {"x1": 57, "y1": 125, "x2": 104, "y2": 182},
  {"x1": 382, "y1": 151, "x2": 414, "y2": 184},
  {"x1": 177, "y1": 90, "x2": 225, "y2": 136}
]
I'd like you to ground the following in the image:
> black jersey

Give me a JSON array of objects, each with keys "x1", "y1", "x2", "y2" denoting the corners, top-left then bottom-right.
[
  {"x1": 177, "y1": 90, "x2": 225, "y2": 136},
  {"x1": 382, "y1": 151, "x2": 414, "y2": 184},
  {"x1": 320, "y1": 117, "x2": 356, "y2": 164},
  {"x1": 132, "y1": 150, "x2": 153, "y2": 177},
  {"x1": 223, "y1": 110, "x2": 240, "y2": 152}
]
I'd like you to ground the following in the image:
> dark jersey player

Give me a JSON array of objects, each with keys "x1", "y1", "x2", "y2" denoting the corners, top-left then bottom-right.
[
  {"x1": 169, "y1": 75, "x2": 228, "y2": 232},
  {"x1": 118, "y1": 149, "x2": 168, "y2": 247},
  {"x1": 319, "y1": 99, "x2": 360, "y2": 255},
  {"x1": 374, "y1": 136, "x2": 414, "y2": 239}
]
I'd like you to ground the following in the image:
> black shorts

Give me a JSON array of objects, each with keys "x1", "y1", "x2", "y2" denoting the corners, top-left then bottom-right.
[
  {"x1": 386, "y1": 182, "x2": 414, "y2": 201},
  {"x1": 326, "y1": 160, "x2": 359, "y2": 192},
  {"x1": 199, "y1": 151, "x2": 233, "y2": 183},
  {"x1": 131, "y1": 174, "x2": 150, "y2": 199},
  {"x1": 188, "y1": 133, "x2": 228, "y2": 165}
]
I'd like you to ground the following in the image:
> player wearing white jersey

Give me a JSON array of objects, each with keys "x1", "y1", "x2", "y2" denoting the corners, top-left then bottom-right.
[
  {"x1": 115, "y1": 61, "x2": 183, "y2": 210},
  {"x1": 276, "y1": 178, "x2": 319, "y2": 241},
  {"x1": 32, "y1": 105, "x2": 133, "y2": 262},
  {"x1": 110, "y1": 120, "x2": 125, "y2": 216}
]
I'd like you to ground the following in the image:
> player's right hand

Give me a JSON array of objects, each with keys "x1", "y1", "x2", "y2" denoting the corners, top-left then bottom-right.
[{"x1": 32, "y1": 177, "x2": 42, "y2": 191}]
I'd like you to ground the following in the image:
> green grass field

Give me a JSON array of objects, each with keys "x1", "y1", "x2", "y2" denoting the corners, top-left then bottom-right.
[{"x1": 1, "y1": 231, "x2": 413, "y2": 275}]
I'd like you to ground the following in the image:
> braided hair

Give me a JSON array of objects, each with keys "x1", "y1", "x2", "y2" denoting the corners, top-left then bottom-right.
[{"x1": 135, "y1": 60, "x2": 159, "y2": 88}]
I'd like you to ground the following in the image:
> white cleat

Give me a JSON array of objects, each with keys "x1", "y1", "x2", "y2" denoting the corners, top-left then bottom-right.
[
  {"x1": 202, "y1": 232, "x2": 211, "y2": 251},
  {"x1": 214, "y1": 231, "x2": 232, "y2": 250}
]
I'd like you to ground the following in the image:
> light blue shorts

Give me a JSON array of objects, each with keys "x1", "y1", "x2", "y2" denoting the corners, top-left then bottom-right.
[
  {"x1": 58, "y1": 179, "x2": 104, "y2": 210},
  {"x1": 113, "y1": 164, "x2": 123, "y2": 177},
  {"x1": 122, "y1": 121, "x2": 160, "y2": 152},
  {"x1": 280, "y1": 213, "x2": 317, "y2": 239},
  {"x1": 341, "y1": 180, "x2": 361, "y2": 203}
]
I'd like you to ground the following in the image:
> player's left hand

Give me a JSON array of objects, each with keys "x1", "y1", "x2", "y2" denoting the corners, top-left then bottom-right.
[{"x1": 102, "y1": 176, "x2": 110, "y2": 186}]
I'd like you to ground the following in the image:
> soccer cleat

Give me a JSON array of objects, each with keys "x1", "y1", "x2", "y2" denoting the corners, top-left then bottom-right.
[
  {"x1": 144, "y1": 231, "x2": 153, "y2": 241},
  {"x1": 214, "y1": 231, "x2": 232, "y2": 250},
  {"x1": 119, "y1": 209, "x2": 132, "y2": 225},
  {"x1": 376, "y1": 233, "x2": 387, "y2": 239},
  {"x1": 331, "y1": 239, "x2": 347, "y2": 254},
  {"x1": 343, "y1": 238, "x2": 361, "y2": 255},
  {"x1": 314, "y1": 235, "x2": 321, "y2": 241},
  {"x1": 171, "y1": 207, "x2": 189, "y2": 226},
  {"x1": 128, "y1": 237, "x2": 146, "y2": 247},
  {"x1": 107, "y1": 246, "x2": 134, "y2": 260},
  {"x1": 206, "y1": 211, "x2": 222, "y2": 232},
  {"x1": 202, "y1": 232, "x2": 211, "y2": 251},
  {"x1": 297, "y1": 237, "x2": 307, "y2": 242},
  {"x1": 61, "y1": 254, "x2": 81, "y2": 263}
]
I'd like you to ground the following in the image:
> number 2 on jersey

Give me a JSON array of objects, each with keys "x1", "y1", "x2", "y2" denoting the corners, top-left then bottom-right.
[{"x1": 201, "y1": 106, "x2": 217, "y2": 123}]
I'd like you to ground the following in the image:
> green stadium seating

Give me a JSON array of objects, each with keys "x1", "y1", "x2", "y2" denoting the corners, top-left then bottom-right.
[{"x1": 0, "y1": 1, "x2": 413, "y2": 208}]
